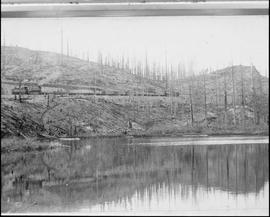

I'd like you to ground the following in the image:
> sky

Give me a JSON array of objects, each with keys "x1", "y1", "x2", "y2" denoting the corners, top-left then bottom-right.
[{"x1": 1, "y1": 16, "x2": 269, "y2": 75}]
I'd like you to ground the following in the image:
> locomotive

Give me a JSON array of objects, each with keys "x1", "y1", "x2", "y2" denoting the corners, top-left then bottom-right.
[{"x1": 12, "y1": 84, "x2": 42, "y2": 95}]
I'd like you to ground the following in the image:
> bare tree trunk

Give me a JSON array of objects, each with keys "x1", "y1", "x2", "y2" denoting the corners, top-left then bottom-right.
[
  {"x1": 19, "y1": 80, "x2": 22, "y2": 103},
  {"x1": 240, "y1": 68, "x2": 245, "y2": 128},
  {"x1": 214, "y1": 69, "x2": 219, "y2": 123},
  {"x1": 231, "y1": 65, "x2": 236, "y2": 125},
  {"x1": 258, "y1": 72, "x2": 264, "y2": 123},
  {"x1": 145, "y1": 53, "x2": 149, "y2": 79},
  {"x1": 60, "y1": 27, "x2": 63, "y2": 66},
  {"x1": 223, "y1": 73, "x2": 227, "y2": 127},
  {"x1": 47, "y1": 94, "x2": 50, "y2": 108},
  {"x1": 251, "y1": 64, "x2": 257, "y2": 124},
  {"x1": 189, "y1": 84, "x2": 194, "y2": 126},
  {"x1": 165, "y1": 53, "x2": 168, "y2": 97},
  {"x1": 170, "y1": 65, "x2": 173, "y2": 117},
  {"x1": 133, "y1": 88, "x2": 136, "y2": 121},
  {"x1": 177, "y1": 63, "x2": 181, "y2": 119},
  {"x1": 203, "y1": 70, "x2": 207, "y2": 126},
  {"x1": 94, "y1": 54, "x2": 97, "y2": 102}
]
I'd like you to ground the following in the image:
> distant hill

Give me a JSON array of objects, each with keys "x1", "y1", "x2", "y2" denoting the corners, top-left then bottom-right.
[
  {"x1": 168, "y1": 65, "x2": 269, "y2": 108},
  {"x1": 1, "y1": 46, "x2": 164, "y2": 93}
]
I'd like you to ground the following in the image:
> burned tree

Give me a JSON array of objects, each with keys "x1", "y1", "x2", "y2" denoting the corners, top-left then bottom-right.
[
  {"x1": 231, "y1": 65, "x2": 236, "y2": 125},
  {"x1": 214, "y1": 68, "x2": 219, "y2": 120},
  {"x1": 223, "y1": 71, "x2": 228, "y2": 127},
  {"x1": 240, "y1": 66, "x2": 246, "y2": 128},
  {"x1": 203, "y1": 69, "x2": 207, "y2": 126},
  {"x1": 189, "y1": 83, "x2": 194, "y2": 126}
]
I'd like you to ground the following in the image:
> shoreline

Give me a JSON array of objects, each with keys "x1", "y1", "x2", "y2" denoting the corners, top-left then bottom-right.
[
  {"x1": 1, "y1": 96, "x2": 269, "y2": 144},
  {"x1": 47, "y1": 128, "x2": 270, "y2": 139},
  {"x1": 2, "y1": 127, "x2": 269, "y2": 141},
  {"x1": 1, "y1": 131, "x2": 268, "y2": 154}
]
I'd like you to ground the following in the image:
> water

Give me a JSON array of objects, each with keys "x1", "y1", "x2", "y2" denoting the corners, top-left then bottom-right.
[{"x1": 1, "y1": 136, "x2": 269, "y2": 215}]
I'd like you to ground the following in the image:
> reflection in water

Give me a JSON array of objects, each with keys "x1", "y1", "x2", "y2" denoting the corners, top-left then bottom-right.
[{"x1": 1, "y1": 137, "x2": 269, "y2": 214}]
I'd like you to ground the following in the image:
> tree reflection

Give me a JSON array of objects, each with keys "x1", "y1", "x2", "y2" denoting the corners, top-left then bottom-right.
[{"x1": 1, "y1": 139, "x2": 269, "y2": 212}]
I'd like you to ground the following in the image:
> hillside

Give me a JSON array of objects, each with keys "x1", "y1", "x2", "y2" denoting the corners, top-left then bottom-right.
[
  {"x1": 1, "y1": 46, "x2": 268, "y2": 100},
  {"x1": 170, "y1": 65, "x2": 269, "y2": 105},
  {"x1": 1, "y1": 46, "x2": 269, "y2": 139},
  {"x1": 1, "y1": 46, "x2": 164, "y2": 93}
]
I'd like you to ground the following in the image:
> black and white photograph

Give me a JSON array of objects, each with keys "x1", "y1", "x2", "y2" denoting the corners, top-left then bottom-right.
[{"x1": 1, "y1": 1, "x2": 269, "y2": 215}]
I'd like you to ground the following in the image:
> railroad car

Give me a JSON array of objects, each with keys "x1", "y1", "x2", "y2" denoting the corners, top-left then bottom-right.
[
  {"x1": 12, "y1": 86, "x2": 28, "y2": 95},
  {"x1": 28, "y1": 85, "x2": 42, "y2": 95}
]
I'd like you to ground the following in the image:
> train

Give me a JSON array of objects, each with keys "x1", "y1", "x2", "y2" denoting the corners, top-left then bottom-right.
[
  {"x1": 11, "y1": 84, "x2": 180, "y2": 97},
  {"x1": 12, "y1": 85, "x2": 42, "y2": 95}
]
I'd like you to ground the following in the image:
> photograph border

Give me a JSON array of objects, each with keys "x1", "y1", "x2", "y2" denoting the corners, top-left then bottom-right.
[{"x1": 1, "y1": 1, "x2": 269, "y2": 17}]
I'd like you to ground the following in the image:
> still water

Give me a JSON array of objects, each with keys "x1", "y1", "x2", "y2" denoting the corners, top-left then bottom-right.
[{"x1": 1, "y1": 136, "x2": 269, "y2": 215}]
